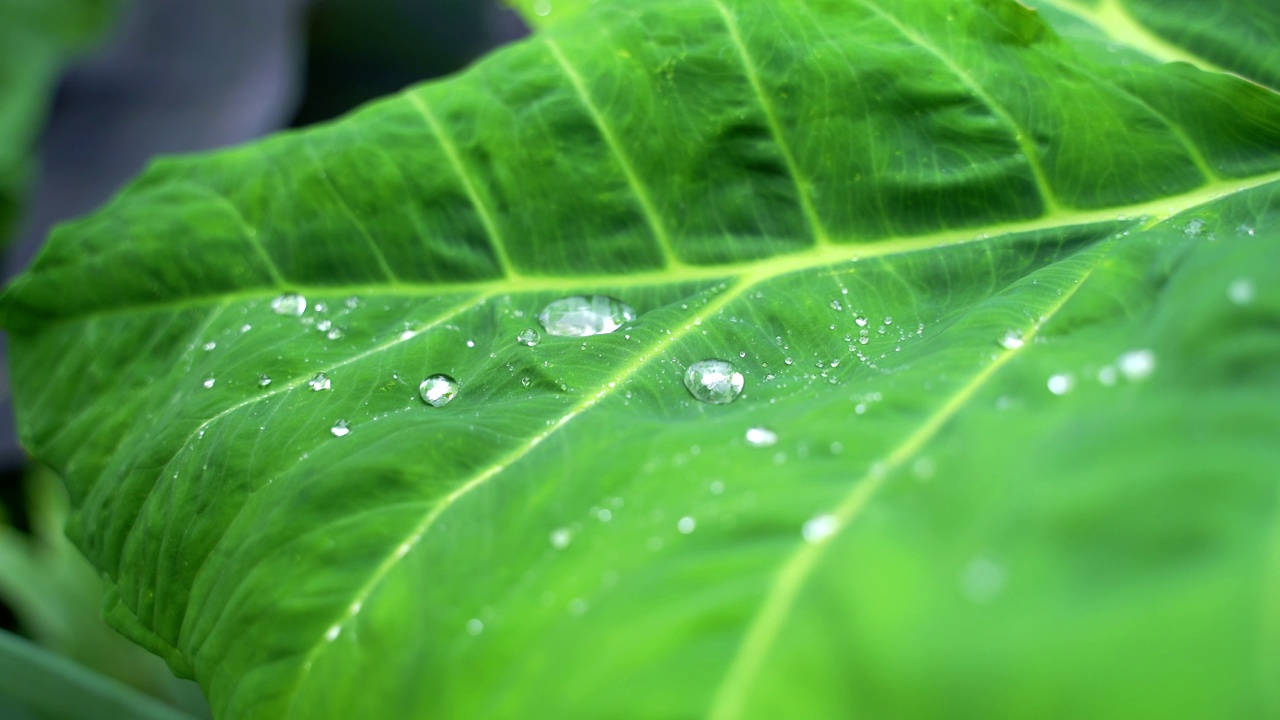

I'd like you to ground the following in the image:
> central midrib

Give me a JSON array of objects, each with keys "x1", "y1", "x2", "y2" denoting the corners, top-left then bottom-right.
[{"x1": 24, "y1": 169, "x2": 1280, "y2": 328}]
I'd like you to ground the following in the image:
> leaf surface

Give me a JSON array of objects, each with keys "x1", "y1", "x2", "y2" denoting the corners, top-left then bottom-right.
[{"x1": 3, "y1": 0, "x2": 1280, "y2": 717}]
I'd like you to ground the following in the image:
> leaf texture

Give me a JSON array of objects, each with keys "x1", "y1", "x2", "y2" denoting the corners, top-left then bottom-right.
[{"x1": 3, "y1": 0, "x2": 1280, "y2": 717}]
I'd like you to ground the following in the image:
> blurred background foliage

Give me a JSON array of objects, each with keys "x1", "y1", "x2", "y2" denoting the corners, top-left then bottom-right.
[{"x1": 0, "y1": 0, "x2": 526, "y2": 715}]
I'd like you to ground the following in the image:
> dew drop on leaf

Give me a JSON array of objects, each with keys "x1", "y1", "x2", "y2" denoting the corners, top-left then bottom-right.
[
  {"x1": 683, "y1": 359, "x2": 745, "y2": 405},
  {"x1": 537, "y1": 295, "x2": 637, "y2": 337},
  {"x1": 517, "y1": 328, "x2": 542, "y2": 347},
  {"x1": 466, "y1": 619, "x2": 484, "y2": 636},
  {"x1": 998, "y1": 331, "x2": 1024, "y2": 350},
  {"x1": 745, "y1": 427, "x2": 778, "y2": 447},
  {"x1": 309, "y1": 373, "x2": 331, "y2": 391},
  {"x1": 677, "y1": 516, "x2": 696, "y2": 534},
  {"x1": 326, "y1": 327, "x2": 344, "y2": 340},
  {"x1": 1118, "y1": 349, "x2": 1156, "y2": 381},
  {"x1": 271, "y1": 292, "x2": 306, "y2": 316},
  {"x1": 202, "y1": 341, "x2": 217, "y2": 351},
  {"x1": 418, "y1": 374, "x2": 459, "y2": 407},
  {"x1": 331, "y1": 419, "x2": 350, "y2": 437},
  {"x1": 1046, "y1": 373, "x2": 1073, "y2": 395},
  {"x1": 549, "y1": 527, "x2": 572, "y2": 549},
  {"x1": 202, "y1": 377, "x2": 215, "y2": 389},
  {"x1": 802, "y1": 514, "x2": 839, "y2": 543},
  {"x1": 1228, "y1": 278, "x2": 1255, "y2": 306}
]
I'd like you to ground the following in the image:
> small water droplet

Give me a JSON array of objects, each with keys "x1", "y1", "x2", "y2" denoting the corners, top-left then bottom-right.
[
  {"x1": 517, "y1": 328, "x2": 542, "y2": 347},
  {"x1": 1097, "y1": 366, "x2": 1118, "y2": 386},
  {"x1": 202, "y1": 377, "x2": 215, "y2": 389},
  {"x1": 745, "y1": 427, "x2": 777, "y2": 447},
  {"x1": 883, "y1": 316, "x2": 892, "y2": 325},
  {"x1": 784, "y1": 357, "x2": 793, "y2": 365},
  {"x1": 466, "y1": 618, "x2": 484, "y2": 635},
  {"x1": 709, "y1": 480, "x2": 725, "y2": 495},
  {"x1": 550, "y1": 527, "x2": 572, "y2": 549},
  {"x1": 331, "y1": 419, "x2": 350, "y2": 437},
  {"x1": 677, "y1": 516, "x2": 696, "y2": 534},
  {"x1": 258, "y1": 374, "x2": 273, "y2": 388},
  {"x1": 419, "y1": 374, "x2": 459, "y2": 407},
  {"x1": 465, "y1": 339, "x2": 476, "y2": 348},
  {"x1": 309, "y1": 373, "x2": 331, "y2": 391},
  {"x1": 830, "y1": 299, "x2": 843, "y2": 311},
  {"x1": 239, "y1": 324, "x2": 252, "y2": 333},
  {"x1": 595, "y1": 508, "x2": 613, "y2": 522},
  {"x1": 325, "y1": 625, "x2": 341, "y2": 641},
  {"x1": 345, "y1": 296, "x2": 361, "y2": 309},
  {"x1": 1046, "y1": 373, "x2": 1073, "y2": 395},
  {"x1": 855, "y1": 316, "x2": 868, "y2": 328},
  {"x1": 317, "y1": 319, "x2": 332, "y2": 332},
  {"x1": 520, "y1": 376, "x2": 532, "y2": 387},
  {"x1": 1183, "y1": 218, "x2": 1206, "y2": 237},
  {"x1": 537, "y1": 295, "x2": 637, "y2": 337},
  {"x1": 202, "y1": 341, "x2": 217, "y2": 351},
  {"x1": 271, "y1": 292, "x2": 307, "y2": 316},
  {"x1": 683, "y1": 359, "x2": 745, "y2": 405},
  {"x1": 1228, "y1": 278, "x2": 1255, "y2": 306},
  {"x1": 1118, "y1": 349, "x2": 1155, "y2": 381},
  {"x1": 1237, "y1": 224, "x2": 1256, "y2": 237},
  {"x1": 802, "y1": 514, "x2": 839, "y2": 543},
  {"x1": 960, "y1": 557, "x2": 1006, "y2": 604},
  {"x1": 326, "y1": 327, "x2": 344, "y2": 340},
  {"x1": 998, "y1": 331, "x2": 1024, "y2": 350}
]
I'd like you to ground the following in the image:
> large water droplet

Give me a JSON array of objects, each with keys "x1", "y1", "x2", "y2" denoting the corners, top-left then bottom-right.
[
  {"x1": 802, "y1": 514, "x2": 839, "y2": 543},
  {"x1": 419, "y1": 374, "x2": 459, "y2": 407},
  {"x1": 331, "y1": 419, "x2": 350, "y2": 437},
  {"x1": 550, "y1": 527, "x2": 572, "y2": 549},
  {"x1": 272, "y1": 292, "x2": 307, "y2": 316},
  {"x1": 537, "y1": 295, "x2": 636, "y2": 337},
  {"x1": 745, "y1": 427, "x2": 778, "y2": 447},
  {"x1": 517, "y1": 328, "x2": 542, "y2": 347},
  {"x1": 309, "y1": 372, "x2": 331, "y2": 391},
  {"x1": 998, "y1": 331, "x2": 1024, "y2": 350},
  {"x1": 1046, "y1": 373, "x2": 1072, "y2": 395},
  {"x1": 683, "y1": 359, "x2": 744, "y2": 405},
  {"x1": 1228, "y1": 278, "x2": 1255, "y2": 306},
  {"x1": 1118, "y1": 349, "x2": 1155, "y2": 381}
]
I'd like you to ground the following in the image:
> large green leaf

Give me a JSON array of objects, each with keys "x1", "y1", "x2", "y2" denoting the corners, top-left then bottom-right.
[
  {"x1": 4, "y1": 0, "x2": 1280, "y2": 717},
  {"x1": 0, "y1": 0, "x2": 116, "y2": 239}
]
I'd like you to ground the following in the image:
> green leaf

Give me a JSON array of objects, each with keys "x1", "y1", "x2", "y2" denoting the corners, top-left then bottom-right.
[
  {"x1": 4, "y1": 0, "x2": 1280, "y2": 717},
  {"x1": 0, "y1": 629, "x2": 197, "y2": 720},
  {"x1": 0, "y1": 0, "x2": 117, "y2": 239}
]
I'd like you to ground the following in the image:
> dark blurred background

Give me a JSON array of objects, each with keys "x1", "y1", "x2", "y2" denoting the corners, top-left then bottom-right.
[{"x1": 0, "y1": 0, "x2": 526, "y2": 714}]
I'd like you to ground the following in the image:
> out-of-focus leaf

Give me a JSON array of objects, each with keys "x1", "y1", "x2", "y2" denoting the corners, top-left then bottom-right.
[{"x1": 2, "y1": 0, "x2": 1279, "y2": 717}]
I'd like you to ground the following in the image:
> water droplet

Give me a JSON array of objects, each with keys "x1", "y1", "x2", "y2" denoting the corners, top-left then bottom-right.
[
  {"x1": 1046, "y1": 373, "x2": 1073, "y2": 395},
  {"x1": 595, "y1": 508, "x2": 613, "y2": 522},
  {"x1": 239, "y1": 324, "x2": 252, "y2": 334},
  {"x1": 802, "y1": 514, "x2": 839, "y2": 543},
  {"x1": 202, "y1": 377, "x2": 216, "y2": 389},
  {"x1": 683, "y1": 359, "x2": 745, "y2": 405},
  {"x1": 317, "y1": 319, "x2": 332, "y2": 332},
  {"x1": 537, "y1": 295, "x2": 637, "y2": 337},
  {"x1": 568, "y1": 598, "x2": 588, "y2": 616},
  {"x1": 709, "y1": 480, "x2": 725, "y2": 495},
  {"x1": 830, "y1": 299, "x2": 843, "y2": 311},
  {"x1": 325, "y1": 625, "x2": 341, "y2": 642},
  {"x1": 517, "y1": 328, "x2": 542, "y2": 347},
  {"x1": 520, "y1": 376, "x2": 532, "y2": 387},
  {"x1": 883, "y1": 316, "x2": 892, "y2": 325},
  {"x1": 998, "y1": 331, "x2": 1024, "y2": 350},
  {"x1": 271, "y1": 292, "x2": 307, "y2": 316},
  {"x1": 533, "y1": 0, "x2": 551, "y2": 16},
  {"x1": 1228, "y1": 278, "x2": 1255, "y2": 306},
  {"x1": 549, "y1": 527, "x2": 572, "y2": 549},
  {"x1": 330, "y1": 419, "x2": 350, "y2": 437},
  {"x1": 960, "y1": 557, "x2": 1006, "y2": 604},
  {"x1": 783, "y1": 357, "x2": 793, "y2": 365},
  {"x1": 309, "y1": 372, "x2": 331, "y2": 391},
  {"x1": 1097, "y1": 366, "x2": 1118, "y2": 386},
  {"x1": 1183, "y1": 218, "x2": 1206, "y2": 237},
  {"x1": 855, "y1": 316, "x2": 868, "y2": 328},
  {"x1": 745, "y1": 427, "x2": 777, "y2": 447},
  {"x1": 202, "y1": 341, "x2": 217, "y2": 351},
  {"x1": 326, "y1": 327, "x2": 344, "y2": 340},
  {"x1": 1118, "y1": 349, "x2": 1155, "y2": 381},
  {"x1": 466, "y1": 618, "x2": 484, "y2": 635},
  {"x1": 345, "y1": 296, "x2": 361, "y2": 309},
  {"x1": 1237, "y1": 224, "x2": 1256, "y2": 237},
  {"x1": 258, "y1": 374, "x2": 273, "y2": 388},
  {"x1": 677, "y1": 516, "x2": 696, "y2": 534},
  {"x1": 419, "y1": 374, "x2": 459, "y2": 407}
]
